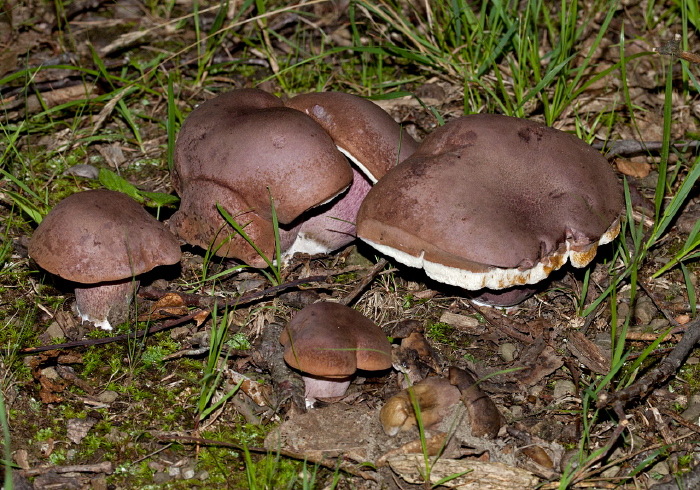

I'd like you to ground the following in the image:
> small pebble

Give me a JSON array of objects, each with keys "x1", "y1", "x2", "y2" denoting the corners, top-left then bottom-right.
[
  {"x1": 97, "y1": 390, "x2": 118, "y2": 403},
  {"x1": 600, "y1": 466, "x2": 621, "y2": 478},
  {"x1": 63, "y1": 164, "x2": 100, "y2": 179},
  {"x1": 499, "y1": 343, "x2": 517, "y2": 362},
  {"x1": 152, "y1": 471, "x2": 170, "y2": 484},
  {"x1": 681, "y1": 395, "x2": 700, "y2": 425},
  {"x1": 634, "y1": 296, "x2": 657, "y2": 325},
  {"x1": 651, "y1": 461, "x2": 670, "y2": 476},
  {"x1": 552, "y1": 380, "x2": 576, "y2": 400}
]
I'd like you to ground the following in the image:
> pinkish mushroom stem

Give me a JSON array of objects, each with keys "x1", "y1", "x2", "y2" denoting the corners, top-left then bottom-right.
[
  {"x1": 301, "y1": 375, "x2": 353, "y2": 408},
  {"x1": 74, "y1": 279, "x2": 140, "y2": 331}
]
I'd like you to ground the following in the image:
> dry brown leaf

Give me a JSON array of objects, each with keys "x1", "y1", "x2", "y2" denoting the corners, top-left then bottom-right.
[
  {"x1": 193, "y1": 309, "x2": 210, "y2": 327},
  {"x1": 615, "y1": 158, "x2": 652, "y2": 178},
  {"x1": 138, "y1": 292, "x2": 189, "y2": 321},
  {"x1": 566, "y1": 329, "x2": 611, "y2": 374},
  {"x1": 225, "y1": 369, "x2": 274, "y2": 407}
]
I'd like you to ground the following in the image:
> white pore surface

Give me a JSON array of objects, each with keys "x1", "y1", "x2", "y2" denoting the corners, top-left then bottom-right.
[
  {"x1": 337, "y1": 147, "x2": 378, "y2": 184},
  {"x1": 361, "y1": 218, "x2": 621, "y2": 291},
  {"x1": 282, "y1": 232, "x2": 334, "y2": 262}
]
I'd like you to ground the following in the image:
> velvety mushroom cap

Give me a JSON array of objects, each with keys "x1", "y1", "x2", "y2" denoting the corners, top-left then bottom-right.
[
  {"x1": 29, "y1": 189, "x2": 182, "y2": 283},
  {"x1": 286, "y1": 91, "x2": 419, "y2": 182},
  {"x1": 170, "y1": 89, "x2": 353, "y2": 267},
  {"x1": 28, "y1": 189, "x2": 181, "y2": 329},
  {"x1": 280, "y1": 302, "x2": 391, "y2": 404},
  {"x1": 356, "y1": 114, "x2": 623, "y2": 291}
]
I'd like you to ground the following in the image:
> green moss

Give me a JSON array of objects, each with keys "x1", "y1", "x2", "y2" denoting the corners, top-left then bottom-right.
[{"x1": 425, "y1": 322, "x2": 457, "y2": 346}]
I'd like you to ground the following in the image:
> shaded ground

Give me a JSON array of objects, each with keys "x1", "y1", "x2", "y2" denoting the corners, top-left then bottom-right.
[{"x1": 1, "y1": 0, "x2": 699, "y2": 489}]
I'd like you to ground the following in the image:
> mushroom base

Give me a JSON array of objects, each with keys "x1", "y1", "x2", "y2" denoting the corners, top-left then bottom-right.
[
  {"x1": 301, "y1": 374, "x2": 353, "y2": 408},
  {"x1": 467, "y1": 285, "x2": 539, "y2": 308},
  {"x1": 74, "y1": 279, "x2": 140, "y2": 330}
]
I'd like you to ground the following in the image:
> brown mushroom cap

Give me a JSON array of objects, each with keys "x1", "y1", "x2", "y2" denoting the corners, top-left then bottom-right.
[
  {"x1": 356, "y1": 114, "x2": 623, "y2": 291},
  {"x1": 280, "y1": 302, "x2": 392, "y2": 378},
  {"x1": 286, "y1": 91, "x2": 419, "y2": 182},
  {"x1": 29, "y1": 189, "x2": 182, "y2": 283},
  {"x1": 170, "y1": 89, "x2": 353, "y2": 266}
]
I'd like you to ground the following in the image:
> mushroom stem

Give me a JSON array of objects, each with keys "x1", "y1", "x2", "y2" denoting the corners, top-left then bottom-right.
[
  {"x1": 301, "y1": 374, "x2": 352, "y2": 408},
  {"x1": 74, "y1": 279, "x2": 140, "y2": 330}
]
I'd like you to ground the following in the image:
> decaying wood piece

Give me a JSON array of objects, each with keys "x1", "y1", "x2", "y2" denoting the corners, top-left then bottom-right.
[
  {"x1": 387, "y1": 454, "x2": 539, "y2": 488},
  {"x1": 20, "y1": 461, "x2": 113, "y2": 477},
  {"x1": 258, "y1": 320, "x2": 306, "y2": 412},
  {"x1": 157, "y1": 434, "x2": 377, "y2": 481}
]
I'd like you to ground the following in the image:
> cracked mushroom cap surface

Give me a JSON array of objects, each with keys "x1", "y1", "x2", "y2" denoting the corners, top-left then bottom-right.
[
  {"x1": 28, "y1": 189, "x2": 182, "y2": 283},
  {"x1": 280, "y1": 302, "x2": 392, "y2": 378},
  {"x1": 285, "y1": 91, "x2": 419, "y2": 182},
  {"x1": 356, "y1": 114, "x2": 623, "y2": 291},
  {"x1": 170, "y1": 88, "x2": 353, "y2": 266}
]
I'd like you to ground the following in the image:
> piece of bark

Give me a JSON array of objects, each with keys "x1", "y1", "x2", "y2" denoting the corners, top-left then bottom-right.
[
  {"x1": 387, "y1": 454, "x2": 539, "y2": 488},
  {"x1": 566, "y1": 330, "x2": 611, "y2": 374}
]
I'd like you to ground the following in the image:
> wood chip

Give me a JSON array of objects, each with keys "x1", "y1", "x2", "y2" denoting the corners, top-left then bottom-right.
[{"x1": 439, "y1": 311, "x2": 480, "y2": 330}]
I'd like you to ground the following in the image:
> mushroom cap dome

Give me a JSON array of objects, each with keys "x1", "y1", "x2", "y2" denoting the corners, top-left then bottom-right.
[
  {"x1": 280, "y1": 302, "x2": 392, "y2": 378},
  {"x1": 356, "y1": 114, "x2": 623, "y2": 291},
  {"x1": 29, "y1": 189, "x2": 182, "y2": 283},
  {"x1": 285, "y1": 91, "x2": 419, "y2": 182}
]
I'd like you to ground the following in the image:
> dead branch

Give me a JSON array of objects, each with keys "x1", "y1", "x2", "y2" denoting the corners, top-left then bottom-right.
[
  {"x1": 20, "y1": 461, "x2": 113, "y2": 477},
  {"x1": 591, "y1": 139, "x2": 700, "y2": 157},
  {"x1": 596, "y1": 314, "x2": 700, "y2": 410}
]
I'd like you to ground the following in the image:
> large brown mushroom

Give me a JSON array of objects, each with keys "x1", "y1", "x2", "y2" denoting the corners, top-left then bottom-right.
[
  {"x1": 170, "y1": 89, "x2": 352, "y2": 268},
  {"x1": 280, "y1": 302, "x2": 392, "y2": 408},
  {"x1": 28, "y1": 190, "x2": 182, "y2": 330},
  {"x1": 356, "y1": 114, "x2": 623, "y2": 306}
]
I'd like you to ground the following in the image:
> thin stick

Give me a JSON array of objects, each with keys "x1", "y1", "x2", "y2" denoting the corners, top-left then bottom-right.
[
  {"x1": 157, "y1": 434, "x2": 377, "y2": 481},
  {"x1": 339, "y1": 258, "x2": 389, "y2": 306}
]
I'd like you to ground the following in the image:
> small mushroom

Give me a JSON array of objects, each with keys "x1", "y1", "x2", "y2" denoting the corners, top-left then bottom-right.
[
  {"x1": 28, "y1": 190, "x2": 182, "y2": 330},
  {"x1": 279, "y1": 302, "x2": 392, "y2": 408},
  {"x1": 380, "y1": 377, "x2": 462, "y2": 436},
  {"x1": 170, "y1": 88, "x2": 352, "y2": 267},
  {"x1": 356, "y1": 114, "x2": 623, "y2": 306}
]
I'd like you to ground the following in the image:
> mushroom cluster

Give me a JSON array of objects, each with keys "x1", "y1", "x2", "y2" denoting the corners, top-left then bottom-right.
[{"x1": 169, "y1": 89, "x2": 418, "y2": 268}]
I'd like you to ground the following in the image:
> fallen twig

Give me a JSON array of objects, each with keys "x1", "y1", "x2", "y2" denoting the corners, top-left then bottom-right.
[
  {"x1": 596, "y1": 314, "x2": 700, "y2": 410},
  {"x1": 339, "y1": 258, "x2": 389, "y2": 305},
  {"x1": 591, "y1": 139, "x2": 700, "y2": 157},
  {"x1": 155, "y1": 434, "x2": 377, "y2": 481},
  {"x1": 19, "y1": 311, "x2": 202, "y2": 354},
  {"x1": 20, "y1": 461, "x2": 113, "y2": 477}
]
